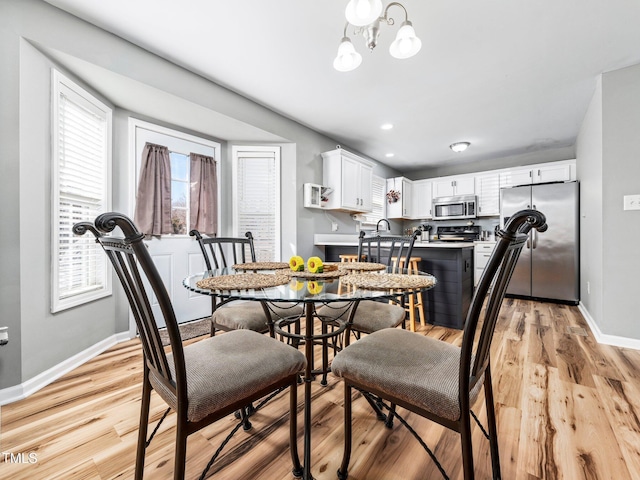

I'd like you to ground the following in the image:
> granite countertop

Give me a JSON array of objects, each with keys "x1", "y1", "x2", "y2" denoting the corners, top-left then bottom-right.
[{"x1": 314, "y1": 234, "x2": 473, "y2": 248}]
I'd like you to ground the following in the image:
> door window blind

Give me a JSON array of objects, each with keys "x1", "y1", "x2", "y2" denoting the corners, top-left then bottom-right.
[
  {"x1": 234, "y1": 149, "x2": 280, "y2": 262},
  {"x1": 52, "y1": 71, "x2": 112, "y2": 312}
]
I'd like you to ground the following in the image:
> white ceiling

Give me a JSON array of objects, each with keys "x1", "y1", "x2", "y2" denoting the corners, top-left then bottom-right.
[{"x1": 44, "y1": 0, "x2": 640, "y2": 172}]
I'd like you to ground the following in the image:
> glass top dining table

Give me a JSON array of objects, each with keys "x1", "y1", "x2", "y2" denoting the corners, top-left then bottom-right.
[{"x1": 183, "y1": 265, "x2": 437, "y2": 480}]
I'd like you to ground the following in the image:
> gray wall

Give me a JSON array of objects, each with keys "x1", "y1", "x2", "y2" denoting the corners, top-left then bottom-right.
[
  {"x1": 601, "y1": 64, "x2": 640, "y2": 337},
  {"x1": 576, "y1": 79, "x2": 604, "y2": 330},
  {"x1": 576, "y1": 62, "x2": 640, "y2": 339},
  {"x1": 0, "y1": 0, "x2": 398, "y2": 391}
]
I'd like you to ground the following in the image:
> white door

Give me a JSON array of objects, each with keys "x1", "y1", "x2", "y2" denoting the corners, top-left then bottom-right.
[
  {"x1": 130, "y1": 119, "x2": 219, "y2": 328},
  {"x1": 233, "y1": 146, "x2": 281, "y2": 261}
]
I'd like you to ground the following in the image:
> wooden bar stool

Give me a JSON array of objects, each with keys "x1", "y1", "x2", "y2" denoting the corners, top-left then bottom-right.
[
  {"x1": 391, "y1": 256, "x2": 426, "y2": 332},
  {"x1": 338, "y1": 254, "x2": 360, "y2": 294}
]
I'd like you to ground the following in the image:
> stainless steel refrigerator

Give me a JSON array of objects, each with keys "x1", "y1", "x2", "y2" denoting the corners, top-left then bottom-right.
[{"x1": 500, "y1": 181, "x2": 579, "y2": 304}]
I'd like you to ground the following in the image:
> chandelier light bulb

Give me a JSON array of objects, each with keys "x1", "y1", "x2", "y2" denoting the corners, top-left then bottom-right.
[
  {"x1": 389, "y1": 21, "x2": 422, "y2": 59},
  {"x1": 345, "y1": 0, "x2": 383, "y2": 27},
  {"x1": 333, "y1": 37, "x2": 363, "y2": 72}
]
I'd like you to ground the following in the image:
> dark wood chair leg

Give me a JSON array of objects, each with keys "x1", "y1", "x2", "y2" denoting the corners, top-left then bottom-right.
[
  {"x1": 337, "y1": 384, "x2": 352, "y2": 480},
  {"x1": 484, "y1": 365, "x2": 502, "y2": 480},
  {"x1": 290, "y1": 381, "x2": 303, "y2": 478},
  {"x1": 460, "y1": 409, "x2": 475, "y2": 480},
  {"x1": 174, "y1": 418, "x2": 188, "y2": 480},
  {"x1": 239, "y1": 406, "x2": 253, "y2": 431},
  {"x1": 385, "y1": 403, "x2": 396, "y2": 429},
  {"x1": 134, "y1": 370, "x2": 151, "y2": 480},
  {"x1": 321, "y1": 320, "x2": 329, "y2": 386}
]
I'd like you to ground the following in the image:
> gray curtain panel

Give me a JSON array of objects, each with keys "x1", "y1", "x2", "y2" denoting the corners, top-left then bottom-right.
[
  {"x1": 190, "y1": 153, "x2": 218, "y2": 236},
  {"x1": 134, "y1": 142, "x2": 172, "y2": 236}
]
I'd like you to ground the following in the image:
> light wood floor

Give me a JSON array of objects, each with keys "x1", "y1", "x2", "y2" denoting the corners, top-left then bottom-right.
[{"x1": 3, "y1": 298, "x2": 640, "y2": 479}]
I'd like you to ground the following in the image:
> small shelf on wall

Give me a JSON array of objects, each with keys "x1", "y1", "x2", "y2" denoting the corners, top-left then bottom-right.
[{"x1": 303, "y1": 183, "x2": 333, "y2": 209}]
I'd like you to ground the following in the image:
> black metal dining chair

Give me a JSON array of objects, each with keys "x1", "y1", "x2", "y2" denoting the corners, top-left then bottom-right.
[
  {"x1": 331, "y1": 209, "x2": 547, "y2": 480},
  {"x1": 189, "y1": 229, "x2": 302, "y2": 336},
  {"x1": 74, "y1": 213, "x2": 306, "y2": 480},
  {"x1": 315, "y1": 230, "x2": 420, "y2": 343}
]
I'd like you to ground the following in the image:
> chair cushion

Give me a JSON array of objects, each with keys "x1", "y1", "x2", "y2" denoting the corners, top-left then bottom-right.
[
  {"x1": 213, "y1": 301, "x2": 303, "y2": 333},
  {"x1": 149, "y1": 329, "x2": 306, "y2": 422},
  {"x1": 316, "y1": 300, "x2": 405, "y2": 334},
  {"x1": 331, "y1": 328, "x2": 482, "y2": 421}
]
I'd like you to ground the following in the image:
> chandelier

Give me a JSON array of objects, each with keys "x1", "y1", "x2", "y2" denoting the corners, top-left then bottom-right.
[{"x1": 334, "y1": 1, "x2": 422, "y2": 72}]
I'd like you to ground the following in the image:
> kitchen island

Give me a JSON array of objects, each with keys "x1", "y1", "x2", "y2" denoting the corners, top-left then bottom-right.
[{"x1": 314, "y1": 234, "x2": 473, "y2": 329}]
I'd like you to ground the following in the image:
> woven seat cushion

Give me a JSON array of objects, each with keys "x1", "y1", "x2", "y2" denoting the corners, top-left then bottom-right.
[
  {"x1": 316, "y1": 300, "x2": 405, "y2": 334},
  {"x1": 332, "y1": 328, "x2": 482, "y2": 421},
  {"x1": 213, "y1": 301, "x2": 303, "y2": 332},
  {"x1": 149, "y1": 329, "x2": 306, "y2": 422}
]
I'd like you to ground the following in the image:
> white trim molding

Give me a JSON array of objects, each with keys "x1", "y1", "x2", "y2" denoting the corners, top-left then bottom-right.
[
  {"x1": 0, "y1": 332, "x2": 132, "y2": 406},
  {"x1": 579, "y1": 302, "x2": 640, "y2": 350}
]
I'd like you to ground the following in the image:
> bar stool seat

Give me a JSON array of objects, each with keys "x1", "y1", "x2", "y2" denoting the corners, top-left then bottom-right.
[{"x1": 391, "y1": 256, "x2": 426, "y2": 332}]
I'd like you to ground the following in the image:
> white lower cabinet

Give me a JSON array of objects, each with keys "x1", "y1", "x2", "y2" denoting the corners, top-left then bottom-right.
[{"x1": 474, "y1": 242, "x2": 497, "y2": 286}]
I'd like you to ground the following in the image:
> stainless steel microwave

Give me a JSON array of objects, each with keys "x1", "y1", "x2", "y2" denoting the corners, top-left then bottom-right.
[{"x1": 433, "y1": 195, "x2": 477, "y2": 220}]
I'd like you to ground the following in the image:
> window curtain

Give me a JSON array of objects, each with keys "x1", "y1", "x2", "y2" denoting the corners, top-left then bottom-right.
[
  {"x1": 134, "y1": 142, "x2": 172, "y2": 236},
  {"x1": 190, "y1": 153, "x2": 218, "y2": 235}
]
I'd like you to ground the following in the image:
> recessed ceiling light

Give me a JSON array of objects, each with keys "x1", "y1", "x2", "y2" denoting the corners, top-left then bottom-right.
[
  {"x1": 385, "y1": 153, "x2": 395, "y2": 158},
  {"x1": 450, "y1": 142, "x2": 470, "y2": 153},
  {"x1": 380, "y1": 123, "x2": 394, "y2": 130}
]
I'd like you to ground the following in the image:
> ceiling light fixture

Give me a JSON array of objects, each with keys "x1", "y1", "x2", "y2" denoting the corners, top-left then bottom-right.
[
  {"x1": 380, "y1": 123, "x2": 394, "y2": 130},
  {"x1": 385, "y1": 153, "x2": 395, "y2": 157},
  {"x1": 334, "y1": 1, "x2": 422, "y2": 72},
  {"x1": 450, "y1": 142, "x2": 471, "y2": 153}
]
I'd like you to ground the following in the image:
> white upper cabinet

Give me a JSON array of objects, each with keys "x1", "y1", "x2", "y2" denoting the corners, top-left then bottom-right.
[
  {"x1": 411, "y1": 180, "x2": 433, "y2": 219},
  {"x1": 386, "y1": 177, "x2": 413, "y2": 219},
  {"x1": 534, "y1": 163, "x2": 573, "y2": 183},
  {"x1": 322, "y1": 149, "x2": 373, "y2": 213},
  {"x1": 433, "y1": 175, "x2": 475, "y2": 198},
  {"x1": 500, "y1": 160, "x2": 575, "y2": 188},
  {"x1": 475, "y1": 172, "x2": 500, "y2": 216}
]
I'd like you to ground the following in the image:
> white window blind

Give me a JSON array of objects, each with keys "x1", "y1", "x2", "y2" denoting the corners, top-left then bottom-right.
[
  {"x1": 356, "y1": 174, "x2": 385, "y2": 225},
  {"x1": 234, "y1": 148, "x2": 280, "y2": 262},
  {"x1": 52, "y1": 70, "x2": 112, "y2": 312},
  {"x1": 370, "y1": 175, "x2": 386, "y2": 222}
]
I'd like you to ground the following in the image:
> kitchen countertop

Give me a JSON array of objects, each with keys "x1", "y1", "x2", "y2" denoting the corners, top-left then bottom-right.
[{"x1": 314, "y1": 234, "x2": 473, "y2": 248}]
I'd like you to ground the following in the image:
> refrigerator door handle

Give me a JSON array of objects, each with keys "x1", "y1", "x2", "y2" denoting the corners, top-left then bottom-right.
[
  {"x1": 532, "y1": 229, "x2": 538, "y2": 249},
  {"x1": 526, "y1": 234, "x2": 531, "y2": 249}
]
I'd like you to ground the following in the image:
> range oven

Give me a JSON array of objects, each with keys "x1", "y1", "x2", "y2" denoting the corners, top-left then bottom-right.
[
  {"x1": 433, "y1": 195, "x2": 477, "y2": 220},
  {"x1": 435, "y1": 225, "x2": 481, "y2": 242}
]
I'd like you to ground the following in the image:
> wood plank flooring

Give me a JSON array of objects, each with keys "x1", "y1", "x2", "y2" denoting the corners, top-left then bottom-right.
[{"x1": 2, "y1": 298, "x2": 640, "y2": 479}]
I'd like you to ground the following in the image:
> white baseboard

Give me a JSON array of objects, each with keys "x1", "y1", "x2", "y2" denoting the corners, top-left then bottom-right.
[
  {"x1": 0, "y1": 332, "x2": 132, "y2": 406},
  {"x1": 578, "y1": 302, "x2": 640, "y2": 350}
]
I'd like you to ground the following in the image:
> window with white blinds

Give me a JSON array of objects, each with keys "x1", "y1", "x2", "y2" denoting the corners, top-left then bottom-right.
[
  {"x1": 356, "y1": 174, "x2": 385, "y2": 225},
  {"x1": 51, "y1": 70, "x2": 112, "y2": 313},
  {"x1": 370, "y1": 175, "x2": 386, "y2": 222},
  {"x1": 233, "y1": 147, "x2": 281, "y2": 261}
]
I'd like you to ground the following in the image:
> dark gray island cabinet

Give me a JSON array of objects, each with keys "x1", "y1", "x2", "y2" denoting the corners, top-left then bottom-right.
[{"x1": 320, "y1": 241, "x2": 474, "y2": 330}]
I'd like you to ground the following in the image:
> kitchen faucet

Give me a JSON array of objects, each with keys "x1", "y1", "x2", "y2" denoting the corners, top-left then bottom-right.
[{"x1": 376, "y1": 218, "x2": 391, "y2": 234}]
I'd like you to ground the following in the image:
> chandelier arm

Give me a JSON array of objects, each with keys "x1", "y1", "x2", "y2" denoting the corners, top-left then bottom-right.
[{"x1": 382, "y1": 2, "x2": 409, "y2": 26}]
